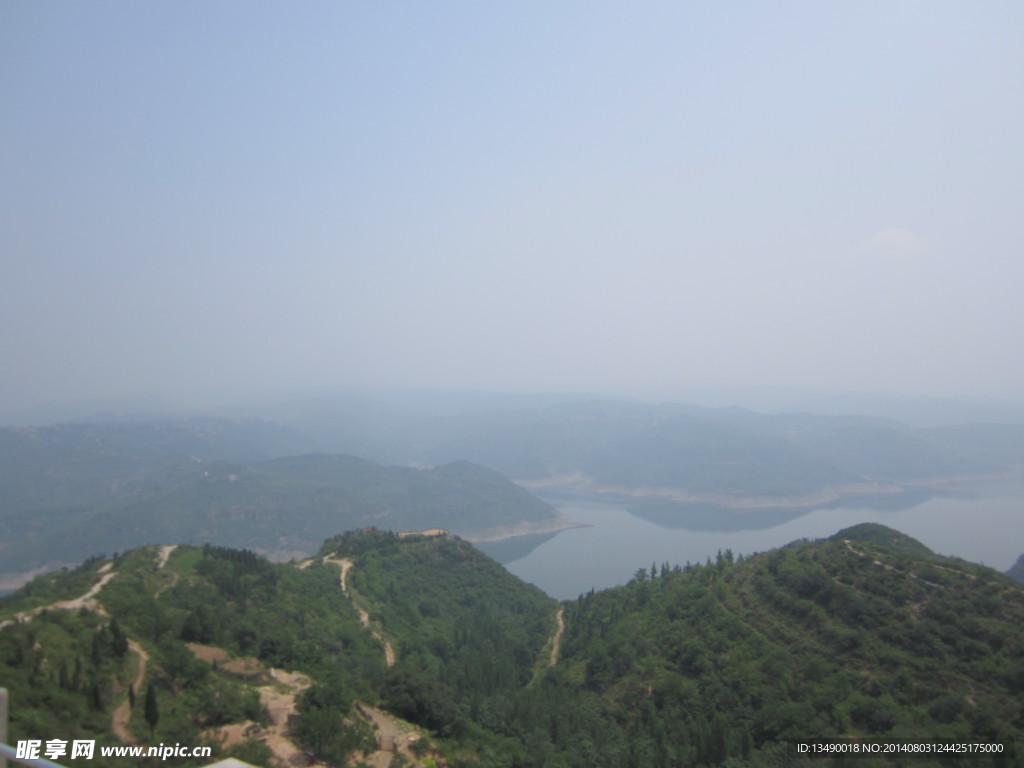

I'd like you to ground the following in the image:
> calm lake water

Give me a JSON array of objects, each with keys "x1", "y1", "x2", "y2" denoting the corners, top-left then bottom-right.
[{"x1": 501, "y1": 481, "x2": 1024, "y2": 600}]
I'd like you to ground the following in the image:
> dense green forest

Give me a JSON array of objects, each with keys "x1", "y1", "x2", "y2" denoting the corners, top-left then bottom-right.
[
  {"x1": 549, "y1": 530, "x2": 1024, "y2": 766},
  {"x1": 2, "y1": 525, "x2": 1022, "y2": 767}
]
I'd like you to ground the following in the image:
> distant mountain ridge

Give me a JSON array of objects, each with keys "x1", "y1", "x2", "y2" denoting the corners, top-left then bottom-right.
[
  {"x1": 0, "y1": 419, "x2": 562, "y2": 583},
  {"x1": 4, "y1": 399, "x2": 1024, "y2": 581},
  {"x1": 1008, "y1": 553, "x2": 1024, "y2": 584},
  {"x1": 385, "y1": 399, "x2": 1024, "y2": 503}
]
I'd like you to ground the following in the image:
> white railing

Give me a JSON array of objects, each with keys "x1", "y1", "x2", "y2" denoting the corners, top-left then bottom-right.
[{"x1": 0, "y1": 742, "x2": 67, "y2": 768}]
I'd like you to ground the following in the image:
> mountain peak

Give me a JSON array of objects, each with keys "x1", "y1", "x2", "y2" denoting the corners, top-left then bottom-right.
[{"x1": 829, "y1": 522, "x2": 934, "y2": 556}]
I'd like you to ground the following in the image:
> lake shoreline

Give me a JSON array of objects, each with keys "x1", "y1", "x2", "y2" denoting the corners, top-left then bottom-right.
[
  {"x1": 460, "y1": 515, "x2": 590, "y2": 544},
  {"x1": 503, "y1": 478, "x2": 1024, "y2": 600},
  {"x1": 516, "y1": 469, "x2": 1023, "y2": 514}
]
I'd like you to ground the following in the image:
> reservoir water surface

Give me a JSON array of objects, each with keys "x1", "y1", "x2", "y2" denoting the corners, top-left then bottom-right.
[{"x1": 499, "y1": 481, "x2": 1024, "y2": 600}]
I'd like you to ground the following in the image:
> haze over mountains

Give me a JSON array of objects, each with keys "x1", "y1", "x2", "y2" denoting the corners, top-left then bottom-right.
[
  {"x1": 4, "y1": 4, "x2": 1023, "y2": 764},
  {"x1": 5, "y1": 391, "x2": 1023, "y2": 765},
  {"x1": 0, "y1": 416, "x2": 561, "y2": 582},
  {"x1": 2, "y1": 389, "x2": 1024, "y2": 587}
]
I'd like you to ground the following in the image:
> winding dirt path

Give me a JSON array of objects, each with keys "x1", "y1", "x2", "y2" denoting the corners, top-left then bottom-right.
[
  {"x1": 49, "y1": 565, "x2": 116, "y2": 616},
  {"x1": 206, "y1": 665, "x2": 431, "y2": 768},
  {"x1": 0, "y1": 558, "x2": 152, "y2": 746},
  {"x1": 260, "y1": 668, "x2": 322, "y2": 768},
  {"x1": 153, "y1": 545, "x2": 182, "y2": 597},
  {"x1": 359, "y1": 704, "x2": 430, "y2": 768},
  {"x1": 156, "y1": 544, "x2": 177, "y2": 569},
  {"x1": 201, "y1": 664, "x2": 324, "y2": 768},
  {"x1": 323, "y1": 556, "x2": 396, "y2": 667},
  {"x1": 112, "y1": 639, "x2": 149, "y2": 743},
  {"x1": 0, "y1": 562, "x2": 116, "y2": 629},
  {"x1": 530, "y1": 607, "x2": 566, "y2": 685},
  {"x1": 843, "y1": 539, "x2": 953, "y2": 590},
  {"x1": 549, "y1": 608, "x2": 565, "y2": 667}
]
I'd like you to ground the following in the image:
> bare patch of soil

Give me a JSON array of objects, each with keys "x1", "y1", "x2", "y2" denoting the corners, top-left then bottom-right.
[
  {"x1": 221, "y1": 657, "x2": 270, "y2": 682},
  {"x1": 186, "y1": 643, "x2": 230, "y2": 664},
  {"x1": 156, "y1": 545, "x2": 177, "y2": 569},
  {"x1": 359, "y1": 704, "x2": 432, "y2": 768}
]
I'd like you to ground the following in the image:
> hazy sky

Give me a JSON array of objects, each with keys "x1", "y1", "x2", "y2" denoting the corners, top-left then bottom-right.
[{"x1": 3, "y1": 1, "x2": 1023, "y2": 410}]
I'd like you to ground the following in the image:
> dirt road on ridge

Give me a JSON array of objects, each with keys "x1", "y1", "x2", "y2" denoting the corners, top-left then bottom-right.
[
  {"x1": 0, "y1": 562, "x2": 116, "y2": 630},
  {"x1": 322, "y1": 555, "x2": 396, "y2": 667},
  {"x1": 549, "y1": 608, "x2": 565, "y2": 666},
  {"x1": 156, "y1": 544, "x2": 177, "y2": 569}
]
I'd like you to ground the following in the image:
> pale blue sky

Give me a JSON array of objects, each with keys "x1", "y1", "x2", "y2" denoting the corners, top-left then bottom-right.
[{"x1": 2, "y1": 1, "x2": 1023, "y2": 410}]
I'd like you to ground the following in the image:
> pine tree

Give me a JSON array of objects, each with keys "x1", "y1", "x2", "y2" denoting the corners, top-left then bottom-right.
[
  {"x1": 144, "y1": 684, "x2": 159, "y2": 734},
  {"x1": 110, "y1": 618, "x2": 128, "y2": 656},
  {"x1": 91, "y1": 631, "x2": 104, "y2": 665}
]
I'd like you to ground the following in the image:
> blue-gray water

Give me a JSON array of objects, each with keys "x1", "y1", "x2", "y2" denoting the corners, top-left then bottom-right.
[{"x1": 501, "y1": 481, "x2": 1024, "y2": 600}]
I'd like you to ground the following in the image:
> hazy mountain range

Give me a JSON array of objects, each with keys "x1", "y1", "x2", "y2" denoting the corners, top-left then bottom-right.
[
  {"x1": 0, "y1": 419, "x2": 560, "y2": 582},
  {"x1": 3, "y1": 391, "x2": 1024, "y2": 584}
]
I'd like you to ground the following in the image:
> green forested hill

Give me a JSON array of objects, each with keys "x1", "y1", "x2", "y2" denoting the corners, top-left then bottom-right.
[
  {"x1": 827, "y1": 522, "x2": 936, "y2": 556},
  {"x1": 547, "y1": 526, "x2": 1024, "y2": 766},
  {"x1": 0, "y1": 422, "x2": 559, "y2": 578},
  {"x1": 320, "y1": 530, "x2": 557, "y2": 742},
  {"x1": 0, "y1": 532, "x2": 559, "y2": 767},
  {"x1": 2, "y1": 525, "x2": 1022, "y2": 768},
  {"x1": 319, "y1": 531, "x2": 555, "y2": 685}
]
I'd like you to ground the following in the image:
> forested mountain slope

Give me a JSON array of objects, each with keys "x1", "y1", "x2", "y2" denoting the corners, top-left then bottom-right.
[
  {"x1": 547, "y1": 524, "x2": 1024, "y2": 766},
  {"x1": 2, "y1": 525, "x2": 1022, "y2": 767},
  {"x1": 0, "y1": 532, "x2": 557, "y2": 767}
]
